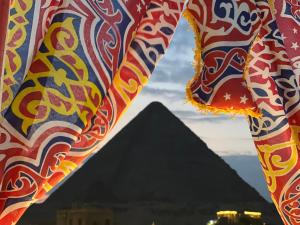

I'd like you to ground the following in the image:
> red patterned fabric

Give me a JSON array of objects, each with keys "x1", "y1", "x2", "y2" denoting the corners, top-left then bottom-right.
[
  {"x1": 0, "y1": 1, "x2": 10, "y2": 84},
  {"x1": 1, "y1": 0, "x2": 74, "y2": 114},
  {"x1": 0, "y1": 1, "x2": 184, "y2": 224},
  {"x1": 185, "y1": 0, "x2": 260, "y2": 117},
  {"x1": 37, "y1": 0, "x2": 185, "y2": 202},
  {"x1": 0, "y1": 1, "x2": 300, "y2": 225},
  {"x1": 186, "y1": 1, "x2": 300, "y2": 224},
  {"x1": 273, "y1": 0, "x2": 300, "y2": 80},
  {"x1": 246, "y1": 1, "x2": 300, "y2": 224}
]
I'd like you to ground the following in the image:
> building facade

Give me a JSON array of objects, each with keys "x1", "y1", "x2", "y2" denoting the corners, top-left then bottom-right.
[{"x1": 57, "y1": 207, "x2": 113, "y2": 225}]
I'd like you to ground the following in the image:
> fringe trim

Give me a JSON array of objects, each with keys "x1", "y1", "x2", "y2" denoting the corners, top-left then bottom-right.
[{"x1": 183, "y1": 9, "x2": 262, "y2": 118}]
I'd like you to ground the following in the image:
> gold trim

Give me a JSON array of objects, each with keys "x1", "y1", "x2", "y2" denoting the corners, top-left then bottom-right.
[{"x1": 183, "y1": 10, "x2": 261, "y2": 118}]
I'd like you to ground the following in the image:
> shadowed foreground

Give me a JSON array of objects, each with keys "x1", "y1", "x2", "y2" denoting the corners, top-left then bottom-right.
[{"x1": 19, "y1": 102, "x2": 281, "y2": 225}]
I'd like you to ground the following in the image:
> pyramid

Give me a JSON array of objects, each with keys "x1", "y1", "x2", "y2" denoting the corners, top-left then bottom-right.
[{"x1": 18, "y1": 102, "x2": 281, "y2": 225}]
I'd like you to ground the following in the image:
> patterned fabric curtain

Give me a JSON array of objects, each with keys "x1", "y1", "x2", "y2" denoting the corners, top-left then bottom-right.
[
  {"x1": 0, "y1": 0, "x2": 10, "y2": 81},
  {"x1": 0, "y1": 0, "x2": 299, "y2": 225},
  {"x1": 185, "y1": 1, "x2": 300, "y2": 225},
  {"x1": 0, "y1": 1, "x2": 184, "y2": 224}
]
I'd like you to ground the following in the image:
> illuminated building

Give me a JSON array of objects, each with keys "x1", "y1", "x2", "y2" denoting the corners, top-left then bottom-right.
[
  {"x1": 207, "y1": 210, "x2": 264, "y2": 225},
  {"x1": 56, "y1": 207, "x2": 113, "y2": 225},
  {"x1": 216, "y1": 211, "x2": 238, "y2": 224},
  {"x1": 244, "y1": 211, "x2": 262, "y2": 219}
]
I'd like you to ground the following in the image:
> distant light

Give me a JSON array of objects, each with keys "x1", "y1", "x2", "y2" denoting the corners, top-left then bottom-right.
[
  {"x1": 244, "y1": 211, "x2": 262, "y2": 218},
  {"x1": 217, "y1": 211, "x2": 238, "y2": 216},
  {"x1": 207, "y1": 219, "x2": 217, "y2": 225}
]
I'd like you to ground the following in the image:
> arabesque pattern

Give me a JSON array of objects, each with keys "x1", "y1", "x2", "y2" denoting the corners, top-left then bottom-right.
[
  {"x1": 186, "y1": 1, "x2": 300, "y2": 224},
  {"x1": 0, "y1": 1, "x2": 299, "y2": 225},
  {"x1": 0, "y1": 1, "x2": 184, "y2": 224}
]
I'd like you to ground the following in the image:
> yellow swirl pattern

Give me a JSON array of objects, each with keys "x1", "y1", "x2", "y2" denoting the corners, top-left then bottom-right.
[
  {"x1": 2, "y1": 0, "x2": 33, "y2": 112},
  {"x1": 257, "y1": 127, "x2": 299, "y2": 193},
  {"x1": 114, "y1": 61, "x2": 148, "y2": 105},
  {"x1": 12, "y1": 18, "x2": 102, "y2": 134}
]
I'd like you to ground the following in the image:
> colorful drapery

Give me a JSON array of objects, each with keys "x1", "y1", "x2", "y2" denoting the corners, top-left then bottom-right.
[
  {"x1": 184, "y1": 0, "x2": 260, "y2": 117},
  {"x1": 271, "y1": 0, "x2": 300, "y2": 78},
  {"x1": 2, "y1": 0, "x2": 73, "y2": 114},
  {"x1": 36, "y1": 0, "x2": 185, "y2": 201},
  {"x1": 0, "y1": 0, "x2": 299, "y2": 225},
  {"x1": 0, "y1": 0, "x2": 10, "y2": 81},
  {"x1": 247, "y1": 1, "x2": 300, "y2": 224},
  {"x1": 0, "y1": 0, "x2": 184, "y2": 224},
  {"x1": 185, "y1": 0, "x2": 300, "y2": 225}
]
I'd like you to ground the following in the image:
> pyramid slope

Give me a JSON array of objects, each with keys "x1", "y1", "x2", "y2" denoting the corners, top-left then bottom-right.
[
  {"x1": 19, "y1": 102, "x2": 276, "y2": 225},
  {"x1": 86, "y1": 101, "x2": 266, "y2": 203}
]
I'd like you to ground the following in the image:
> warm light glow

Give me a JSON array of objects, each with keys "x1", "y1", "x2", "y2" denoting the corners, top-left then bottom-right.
[
  {"x1": 244, "y1": 211, "x2": 262, "y2": 218},
  {"x1": 217, "y1": 211, "x2": 238, "y2": 216},
  {"x1": 207, "y1": 219, "x2": 217, "y2": 225}
]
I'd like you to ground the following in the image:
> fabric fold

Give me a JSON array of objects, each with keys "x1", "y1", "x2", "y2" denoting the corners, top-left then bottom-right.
[
  {"x1": 0, "y1": 1, "x2": 299, "y2": 225},
  {"x1": 0, "y1": 1, "x2": 152, "y2": 224},
  {"x1": 0, "y1": 0, "x2": 10, "y2": 111},
  {"x1": 184, "y1": 0, "x2": 261, "y2": 118},
  {"x1": 36, "y1": 0, "x2": 185, "y2": 203},
  {"x1": 1, "y1": 0, "x2": 72, "y2": 114},
  {"x1": 185, "y1": 1, "x2": 300, "y2": 224}
]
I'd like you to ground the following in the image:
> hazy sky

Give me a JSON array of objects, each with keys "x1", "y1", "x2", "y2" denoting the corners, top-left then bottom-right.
[{"x1": 106, "y1": 19, "x2": 257, "y2": 156}]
